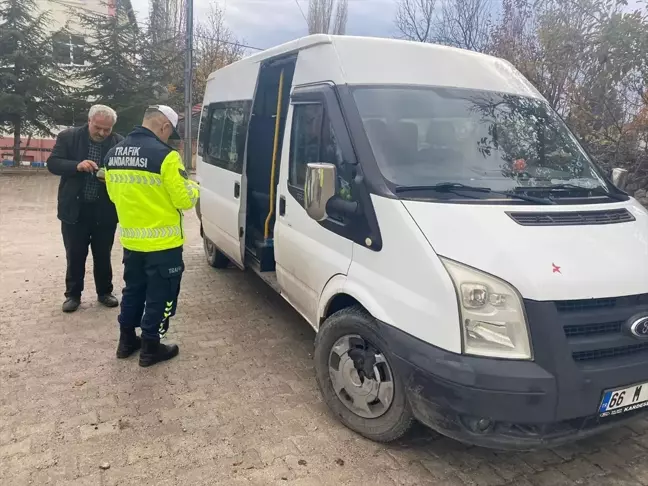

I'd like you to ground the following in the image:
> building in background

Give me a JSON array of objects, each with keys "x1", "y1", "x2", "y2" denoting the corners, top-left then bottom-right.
[{"x1": 1, "y1": 0, "x2": 136, "y2": 167}]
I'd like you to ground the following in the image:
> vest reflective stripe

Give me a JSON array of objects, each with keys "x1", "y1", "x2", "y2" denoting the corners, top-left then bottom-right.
[
  {"x1": 120, "y1": 225, "x2": 181, "y2": 239},
  {"x1": 184, "y1": 180, "x2": 198, "y2": 206},
  {"x1": 108, "y1": 173, "x2": 162, "y2": 186}
]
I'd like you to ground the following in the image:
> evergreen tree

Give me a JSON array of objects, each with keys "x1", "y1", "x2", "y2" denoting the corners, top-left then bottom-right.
[
  {"x1": 75, "y1": 1, "x2": 148, "y2": 134},
  {"x1": 0, "y1": 0, "x2": 70, "y2": 165},
  {"x1": 139, "y1": 27, "x2": 184, "y2": 109},
  {"x1": 145, "y1": 0, "x2": 185, "y2": 108}
]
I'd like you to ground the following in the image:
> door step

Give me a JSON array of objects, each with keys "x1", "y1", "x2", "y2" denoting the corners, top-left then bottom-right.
[
  {"x1": 246, "y1": 254, "x2": 280, "y2": 293},
  {"x1": 246, "y1": 238, "x2": 275, "y2": 272}
]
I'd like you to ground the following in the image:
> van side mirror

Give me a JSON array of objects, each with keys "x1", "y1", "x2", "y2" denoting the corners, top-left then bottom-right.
[
  {"x1": 611, "y1": 168, "x2": 629, "y2": 190},
  {"x1": 304, "y1": 162, "x2": 337, "y2": 222}
]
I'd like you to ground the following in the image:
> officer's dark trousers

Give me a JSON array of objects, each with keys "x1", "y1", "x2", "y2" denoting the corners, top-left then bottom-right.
[
  {"x1": 118, "y1": 246, "x2": 184, "y2": 341},
  {"x1": 61, "y1": 204, "x2": 116, "y2": 299}
]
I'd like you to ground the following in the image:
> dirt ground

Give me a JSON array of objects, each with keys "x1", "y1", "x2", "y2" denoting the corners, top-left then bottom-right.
[{"x1": 2, "y1": 172, "x2": 648, "y2": 486}]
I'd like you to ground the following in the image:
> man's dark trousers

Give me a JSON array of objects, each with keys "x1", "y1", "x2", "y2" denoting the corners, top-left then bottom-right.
[
  {"x1": 118, "y1": 246, "x2": 184, "y2": 340},
  {"x1": 61, "y1": 203, "x2": 116, "y2": 298}
]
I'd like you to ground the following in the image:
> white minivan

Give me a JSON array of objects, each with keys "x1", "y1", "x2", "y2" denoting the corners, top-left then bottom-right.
[{"x1": 195, "y1": 34, "x2": 648, "y2": 449}]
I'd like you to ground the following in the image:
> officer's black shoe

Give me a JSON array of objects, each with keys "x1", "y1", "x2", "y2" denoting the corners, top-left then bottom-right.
[
  {"x1": 62, "y1": 297, "x2": 80, "y2": 313},
  {"x1": 139, "y1": 338, "x2": 179, "y2": 367},
  {"x1": 116, "y1": 329, "x2": 142, "y2": 359},
  {"x1": 98, "y1": 294, "x2": 119, "y2": 308}
]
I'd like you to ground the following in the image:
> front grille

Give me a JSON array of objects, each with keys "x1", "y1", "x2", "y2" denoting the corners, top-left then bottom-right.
[
  {"x1": 557, "y1": 298, "x2": 617, "y2": 313},
  {"x1": 564, "y1": 321, "x2": 622, "y2": 338},
  {"x1": 572, "y1": 342, "x2": 648, "y2": 362},
  {"x1": 507, "y1": 208, "x2": 635, "y2": 226},
  {"x1": 556, "y1": 293, "x2": 648, "y2": 363}
]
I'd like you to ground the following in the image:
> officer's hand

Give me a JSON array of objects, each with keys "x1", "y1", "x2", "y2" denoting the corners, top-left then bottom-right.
[{"x1": 77, "y1": 160, "x2": 99, "y2": 172}]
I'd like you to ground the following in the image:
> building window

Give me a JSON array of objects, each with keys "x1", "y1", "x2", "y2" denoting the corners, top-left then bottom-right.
[{"x1": 53, "y1": 31, "x2": 85, "y2": 66}]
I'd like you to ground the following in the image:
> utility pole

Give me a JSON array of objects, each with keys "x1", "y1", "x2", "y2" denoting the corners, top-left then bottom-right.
[{"x1": 183, "y1": 0, "x2": 193, "y2": 169}]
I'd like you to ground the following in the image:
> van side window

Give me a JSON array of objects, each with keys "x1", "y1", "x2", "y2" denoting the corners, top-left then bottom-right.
[
  {"x1": 197, "y1": 105, "x2": 209, "y2": 157},
  {"x1": 204, "y1": 100, "x2": 251, "y2": 174},
  {"x1": 289, "y1": 104, "x2": 324, "y2": 187},
  {"x1": 289, "y1": 103, "x2": 354, "y2": 201}
]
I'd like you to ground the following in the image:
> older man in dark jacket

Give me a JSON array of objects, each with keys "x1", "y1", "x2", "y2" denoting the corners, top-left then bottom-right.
[{"x1": 48, "y1": 105, "x2": 124, "y2": 313}]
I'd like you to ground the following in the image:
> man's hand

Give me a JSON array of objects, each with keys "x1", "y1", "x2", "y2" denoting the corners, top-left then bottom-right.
[{"x1": 77, "y1": 160, "x2": 99, "y2": 172}]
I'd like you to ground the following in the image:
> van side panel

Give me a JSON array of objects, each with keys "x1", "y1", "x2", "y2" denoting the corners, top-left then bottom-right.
[
  {"x1": 273, "y1": 108, "x2": 353, "y2": 325},
  {"x1": 203, "y1": 61, "x2": 260, "y2": 104},
  {"x1": 291, "y1": 44, "x2": 346, "y2": 87},
  {"x1": 198, "y1": 62, "x2": 260, "y2": 266},
  {"x1": 347, "y1": 195, "x2": 462, "y2": 354}
]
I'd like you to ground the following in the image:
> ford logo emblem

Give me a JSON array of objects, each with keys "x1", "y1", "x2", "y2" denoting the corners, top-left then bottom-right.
[{"x1": 629, "y1": 316, "x2": 648, "y2": 338}]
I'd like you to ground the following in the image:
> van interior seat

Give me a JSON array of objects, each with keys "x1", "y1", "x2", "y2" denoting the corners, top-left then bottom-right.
[
  {"x1": 363, "y1": 119, "x2": 392, "y2": 165},
  {"x1": 392, "y1": 121, "x2": 420, "y2": 165},
  {"x1": 246, "y1": 117, "x2": 277, "y2": 234},
  {"x1": 249, "y1": 189, "x2": 269, "y2": 232},
  {"x1": 420, "y1": 122, "x2": 463, "y2": 164}
]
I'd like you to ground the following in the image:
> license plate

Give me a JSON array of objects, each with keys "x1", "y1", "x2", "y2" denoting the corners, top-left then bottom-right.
[{"x1": 599, "y1": 381, "x2": 648, "y2": 417}]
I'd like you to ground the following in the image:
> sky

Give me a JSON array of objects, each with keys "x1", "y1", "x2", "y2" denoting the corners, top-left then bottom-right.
[
  {"x1": 129, "y1": 0, "x2": 645, "y2": 54},
  {"x1": 129, "y1": 0, "x2": 398, "y2": 52}
]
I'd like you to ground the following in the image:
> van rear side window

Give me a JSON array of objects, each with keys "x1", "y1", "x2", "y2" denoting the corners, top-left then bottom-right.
[
  {"x1": 197, "y1": 105, "x2": 209, "y2": 157},
  {"x1": 202, "y1": 100, "x2": 252, "y2": 174}
]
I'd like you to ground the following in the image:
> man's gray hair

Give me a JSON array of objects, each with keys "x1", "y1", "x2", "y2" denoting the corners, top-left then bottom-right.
[{"x1": 88, "y1": 105, "x2": 117, "y2": 125}]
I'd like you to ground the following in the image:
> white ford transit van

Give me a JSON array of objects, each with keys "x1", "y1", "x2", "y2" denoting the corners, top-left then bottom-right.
[{"x1": 195, "y1": 35, "x2": 648, "y2": 449}]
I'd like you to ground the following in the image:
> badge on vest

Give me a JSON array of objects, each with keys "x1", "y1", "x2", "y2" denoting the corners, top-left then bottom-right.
[{"x1": 179, "y1": 168, "x2": 189, "y2": 179}]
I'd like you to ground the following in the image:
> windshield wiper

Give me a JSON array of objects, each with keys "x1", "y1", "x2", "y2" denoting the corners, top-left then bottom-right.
[
  {"x1": 518, "y1": 184, "x2": 626, "y2": 201},
  {"x1": 395, "y1": 183, "x2": 556, "y2": 205}
]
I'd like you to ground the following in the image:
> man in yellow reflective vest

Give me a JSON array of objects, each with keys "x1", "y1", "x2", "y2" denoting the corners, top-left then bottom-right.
[{"x1": 104, "y1": 105, "x2": 199, "y2": 367}]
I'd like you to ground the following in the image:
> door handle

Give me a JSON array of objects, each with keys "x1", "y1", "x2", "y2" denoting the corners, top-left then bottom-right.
[
  {"x1": 234, "y1": 182, "x2": 240, "y2": 199},
  {"x1": 279, "y1": 196, "x2": 286, "y2": 216}
]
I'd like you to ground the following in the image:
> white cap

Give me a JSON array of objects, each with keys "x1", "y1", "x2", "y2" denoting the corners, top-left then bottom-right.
[{"x1": 149, "y1": 105, "x2": 180, "y2": 139}]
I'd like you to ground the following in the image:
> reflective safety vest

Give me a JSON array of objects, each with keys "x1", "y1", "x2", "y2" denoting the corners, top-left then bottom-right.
[{"x1": 104, "y1": 126, "x2": 199, "y2": 252}]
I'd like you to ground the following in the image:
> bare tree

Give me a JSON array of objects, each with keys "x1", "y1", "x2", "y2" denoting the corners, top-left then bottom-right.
[
  {"x1": 149, "y1": 0, "x2": 184, "y2": 44},
  {"x1": 193, "y1": 2, "x2": 245, "y2": 103},
  {"x1": 395, "y1": 0, "x2": 436, "y2": 42},
  {"x1": 332, "y1": 0, "x2": 348, "y2": 34},
  {"x1": 307, "y1": 0, "x2": 348, "y2": 34},
  {"x1": 435, "y1": 0, "x2": 493, "y2": 52}
]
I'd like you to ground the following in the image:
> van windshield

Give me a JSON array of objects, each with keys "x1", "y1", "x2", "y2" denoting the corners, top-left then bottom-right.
[{"x1": 352, "y1": 87, "x2": 610, "y2": 196}]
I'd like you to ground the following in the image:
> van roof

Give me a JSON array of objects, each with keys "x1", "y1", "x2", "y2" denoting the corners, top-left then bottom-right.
[{"x1": 206, "y1": 35, "x2": 542, "y2": 99}]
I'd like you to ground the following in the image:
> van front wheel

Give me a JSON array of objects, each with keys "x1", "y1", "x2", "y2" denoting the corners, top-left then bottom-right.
[
  {"x1": 203, "y1": 236, "x2": 230, "y2": 269},
  {"x1": 314, "y1": 306, "x2": 414, "y2": 442}
]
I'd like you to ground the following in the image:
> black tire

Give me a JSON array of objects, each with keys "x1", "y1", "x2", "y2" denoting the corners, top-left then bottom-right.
[
  {"x1": 314, "y1": 305, "x2": 414, "y2": 442},
  {"x1": 203, "y1": 236, "x2": 230, "y2": 269}
]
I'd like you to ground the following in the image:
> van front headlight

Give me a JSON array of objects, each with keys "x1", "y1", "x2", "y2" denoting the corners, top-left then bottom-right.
[{"x1": 441, "y1": 258, "x2": 532, "y2": 360}]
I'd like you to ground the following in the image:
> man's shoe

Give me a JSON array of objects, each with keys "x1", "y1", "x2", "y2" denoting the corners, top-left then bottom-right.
[
  {"x1": 62, "y1": 297, "x2": 80, "y2": 313},
  {"x1": 139, "y1": 338, "x2": 179, "y2": 367},
  {"x1": 98, "y1": 294, "x2": 119, "y2": 308},
  {"x1": 116, "y1": 329, "x2": 142, "y2": 359}
]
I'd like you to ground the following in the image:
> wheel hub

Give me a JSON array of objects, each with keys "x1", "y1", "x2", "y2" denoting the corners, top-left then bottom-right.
[
  {"x1": 328, "y1": 334, "x2": 395, "y2": 419},
  {"x1": 204, "y1": 238, "x2": 214, "y2": 256}
]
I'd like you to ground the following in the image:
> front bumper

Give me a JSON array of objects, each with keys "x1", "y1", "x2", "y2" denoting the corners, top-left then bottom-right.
[{"x1": 377, "y1": 297, "x2": 648, "y2": 450}]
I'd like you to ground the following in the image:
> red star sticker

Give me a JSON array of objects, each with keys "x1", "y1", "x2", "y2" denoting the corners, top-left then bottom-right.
[{"x1": 552, "y1": 263, "x2": 561, "y2": 274}]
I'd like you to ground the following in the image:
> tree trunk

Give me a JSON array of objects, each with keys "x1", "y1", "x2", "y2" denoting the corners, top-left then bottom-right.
[
  {"x1": 21, "y1": 134, "x2": 32, "y2": 161},
  {"x1": 13, "y1": 118, "x2": 21, "y2": 167}
]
